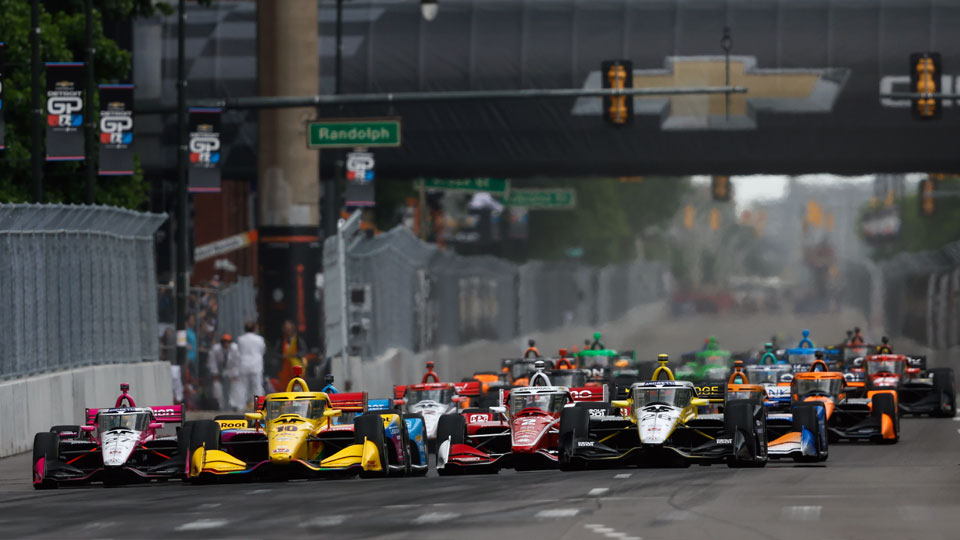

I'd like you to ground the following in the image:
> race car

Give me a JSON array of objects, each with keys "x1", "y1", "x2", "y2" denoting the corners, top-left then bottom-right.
[
  {"x1": 559, "y1": 357, "x2": 767, "y2": 469},
  {"x1": 394, "y1": 361, "x2": 482, "y2": 450},
  {"x1": 32, "y1": 383, "x2": 184, "y2": 489},
  {"x1": 576, "y1": 347, "x2": 646, "y2": 397},
  {"x1": 183, "y1": 370, "x2": 425, "y2": 482},
  {"x1": 675, "y1": 336, "x2": 733, "y2": 383},
  {"x1": 436, "y1": 360, "x2": 608, "y2": 474},
  {"x1": 848, "y1": 353, "x2": 956, "y2": 417},
  {"x1": 792, "y1": 359, "x2": 899, "y2": 444},
  {"x1": 726, "y1": 362, "x2": 828, "y2": 462}
]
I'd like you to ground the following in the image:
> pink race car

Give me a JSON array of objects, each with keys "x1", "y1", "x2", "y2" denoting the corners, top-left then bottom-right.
[{"x1": 32, "y1": 383, "x2": 184, "y2": 489}]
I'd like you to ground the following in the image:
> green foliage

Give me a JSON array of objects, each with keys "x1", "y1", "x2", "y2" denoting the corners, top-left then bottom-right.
[
  {"x1": 524, "y1": 177, "x2": 690, "y2": 265},
  {"x1": 863, "y1": 178, "x2": 960, "y2": 258},
  {"x1": 0, "y1": 0, "x2": 147, "y2": 207}
]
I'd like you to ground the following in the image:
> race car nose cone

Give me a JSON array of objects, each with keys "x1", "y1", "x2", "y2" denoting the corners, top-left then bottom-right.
[{"x1": 270, "y1": 452, "x2": 292, "y2": 465}]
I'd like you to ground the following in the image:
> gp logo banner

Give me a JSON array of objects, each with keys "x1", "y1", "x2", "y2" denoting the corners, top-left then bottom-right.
[
  {"x1": 45, "y1": 62, "x2": 85, "y2": 161},
  {"x1": 188, "y1": 107, "x2": 222, "y2": 193},
  {"x1": 98, "y1": 84, "x2": 134, "y2": 175}
]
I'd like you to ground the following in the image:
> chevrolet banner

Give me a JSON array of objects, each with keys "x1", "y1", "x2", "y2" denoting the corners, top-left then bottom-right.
[
  {"x1": 187, "y1": 108, "x2": 222, "y2": 193},
  {"x1": 98, "y1": 84, "x2": 134, "y2": 175},
  {"x1": 45, "y1": 62, "x2": 85, "y2": 161}
]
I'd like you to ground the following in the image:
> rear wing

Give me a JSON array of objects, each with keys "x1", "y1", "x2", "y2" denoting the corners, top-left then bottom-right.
[
  {"x1": 328, "y1": 391, "x2": 368, "y2": 413},
  {"x1": 907, "y1": 355, "x2": 927, "y2": 371},
  {"x1": 569, "y1": 385, "x2": 608, "y2": 403},
  {"x1": 393, "y1": 385, "x2": 406, "y2": 400},
  {"x1": 453, "y1": 380, "x2": 482, "y2": 397},
  {"x1": 693, "y1": 383, "x2": 727, "y2": 402},
  {"x1": 84, "y1": 405, "x2": 184, "y2": 425}
]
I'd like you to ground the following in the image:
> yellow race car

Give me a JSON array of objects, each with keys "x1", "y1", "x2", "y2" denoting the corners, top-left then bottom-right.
[{"x1": 181, "y1": 373, "x2": 415, "y2": 482}]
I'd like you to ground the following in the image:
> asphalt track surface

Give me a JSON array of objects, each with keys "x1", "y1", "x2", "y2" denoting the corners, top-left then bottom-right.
[{"x1": 2, "y1": 312, "x2": 958, "y2": 540}]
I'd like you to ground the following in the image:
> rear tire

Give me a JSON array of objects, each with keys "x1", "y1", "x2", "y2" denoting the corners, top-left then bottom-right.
[
  {"x1": 792, "y1": 404, "x2": 827, "y2": 462},
  {"x1": 871, "y1": 392, "x2": 899, "y2": 443},
  {"x1": 558, "y1": 406, "x2": 590, "y2": 471},
  {"x1": 435, "y1": 414, "x2": 466, "y2": 476},
  {"x1": 32, "y1": 432, "x2": 60, "y2": 490},
  {"x1": 355, "y1": 412, "x2": 388, "y2": 478},
  {"x1": 929, "y1": 368, "x2": 956, "y2": 417}
]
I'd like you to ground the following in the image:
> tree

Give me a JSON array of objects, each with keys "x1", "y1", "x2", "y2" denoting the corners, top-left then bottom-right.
[{"x1": 0, "y1": 0, "x2": 166, "y2": 208}]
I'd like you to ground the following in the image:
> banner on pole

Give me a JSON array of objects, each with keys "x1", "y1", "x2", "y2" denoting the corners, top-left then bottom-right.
[
  {"x1": 344, "y1": 151, "x2": 375, "y2": 207},
  {"x1": 45, "y1": 62, "x2": 85, "y2": 161},
  {"x1": 98, "y1": 84, "x2": 134, "y2": 175},
  {"x1": 187, "y1": 107, "x2": 222, "y2": 193},
  {"x1": 0, "y1": 43, "x2": 5, "y2": 151}
]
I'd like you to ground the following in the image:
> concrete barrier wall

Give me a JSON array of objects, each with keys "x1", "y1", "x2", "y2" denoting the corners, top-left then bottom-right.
[
  {"x1": 0, "y1": 362, "x2": 172, "y2": 457},
  {"x1": 332, "y1": 301, "x2": 666, "y2": 399}
]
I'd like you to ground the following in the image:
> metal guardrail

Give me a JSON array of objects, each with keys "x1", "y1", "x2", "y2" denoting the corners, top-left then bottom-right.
[{"x1": 0, "y1": 204, "x2": 167, "y2": 380}]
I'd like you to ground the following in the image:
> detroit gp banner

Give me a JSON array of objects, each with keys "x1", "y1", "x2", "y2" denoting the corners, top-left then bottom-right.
[
  {"x1": 0, "y1": 43, "x2": 5, "y2": 150},
  {"x1": 45, "y1": 62, "x2": 85, "y2": 161},
  {"x1": 98, "y1": 84, "x2": 134, "y2": 175},
  {"x1": 187, "y1": 107, "x2": 222, "y2": 193}
]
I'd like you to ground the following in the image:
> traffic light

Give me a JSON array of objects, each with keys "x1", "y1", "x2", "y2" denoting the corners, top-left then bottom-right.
[
  {"x1": 602, "y1": 60, "x2": 633, "y2": 126},
  {"x1": 711, "y1": 175, "x2": 731, "y2": 201},
  {"x1": 919, "y1": 178, "x2": 935, "y2": 217},
  {"x1": 910, "y1": 52, "x2": 941, "y2": 120},
  {"x1": 683, "y1": 205, "x2": 695, "y2": 230},
  {"x1": 709, "y1": 208, "x2": 720, "y2": 231}
]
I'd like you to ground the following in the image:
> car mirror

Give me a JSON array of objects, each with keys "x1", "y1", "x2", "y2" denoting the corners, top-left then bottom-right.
[
  {"x1": 611, "y1": 400, "x2": 630, "y2": 409},
  {"x1": 489, "y1": 405, "x2": 507, "y2": 415},
  {"x1": 451, "y1": 396, "x2": 463, "y2": 403},
  {"x1": 245, "y1": 412, "x2": 264, "y2": 421},
  {"x1": 80, "y1": 425, "x2": 95, "y2": 433},
  {"x1": 690, "y1": 398, "x2": 709, "y2": 407},
  {"x1": 323, "y1": 409, "x2": 341, "y2": 418},
  {"x1": 393, "y1": 398, "x2": 406, "y2": 407},
  {"x1": 148, "y1": 422, "x2": 163, "y2": 429}
]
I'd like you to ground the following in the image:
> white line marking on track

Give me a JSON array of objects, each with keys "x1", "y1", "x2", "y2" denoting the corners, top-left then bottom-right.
[
  {"x1": 246, "y1": 489, "x2": 271, "y2": 495},
  {"x1": 198, "y1": 503, "x2": 221, "y2": 509},
  {"x1": 584, "y1": 523, "x2": 642, "y2": 540},
  {"x1": 301, "y1": 515, "x2": 347, "y2": 527},
  {"x1": 588, "y1": 487, "x2": 610, "y2": 496},
  {"x1": 535, "y1": 509, "x2": 580, "y2": 518},
  {"x1": 385, "y1": 504, "x2": 418, "y2": 509},
  {"x1": 175, "y1": 519, "x2": 228, "y2": 531},
  {"x1": 614, "y1": 473, "x2": 632, "y2": 479},
  {"x1": 664, "y1": 510, "x2": 692, "y2": 521},
  {"x1": 412, "y1": 512, "x2": 460, "y2": 525},
  {"x1": 781, "y1": 506, "x2": 821, "y2": 521},
  {"x1": 956, "y1": 428, "x2": 960, "y2": 436}
]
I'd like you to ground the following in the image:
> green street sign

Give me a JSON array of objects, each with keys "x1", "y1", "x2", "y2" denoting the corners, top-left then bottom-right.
[
  {"x1": 307, "y1": 118, "x2": 401, "y2": 148},
  {"x1": 421, "y1": 177, "x2": 510, "y2": 194},
  {"x1": 506, "y1": 188, "x2": 577, "y2": 209}
]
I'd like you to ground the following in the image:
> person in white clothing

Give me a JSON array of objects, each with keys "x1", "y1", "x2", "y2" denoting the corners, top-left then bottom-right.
[
  {"x1": 208, "y1": 334, "x2": 240, "y2": 410},
  {"x1": 232, "y1": 321, "x2": 266, "y2": 411}
]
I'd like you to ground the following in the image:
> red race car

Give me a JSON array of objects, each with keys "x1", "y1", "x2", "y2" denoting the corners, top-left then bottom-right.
[
  {"x1": 435, "y1": 360, "x2": 608, "y2": 474},
  {"x1": 849, "y1": 353, "x2": 956, "y2": 417},
  {"x1": 394, "y1": 362, "x2": 482, "y2": 451}
]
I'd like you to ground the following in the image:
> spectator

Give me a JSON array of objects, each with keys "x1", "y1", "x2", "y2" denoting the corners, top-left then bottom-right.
[
  {"x1": 161, "y1": 328, "x2": 182, "y2": 405},
  {"x1": 233, "y1": 321, "x2": 266, "y2": 411},
  {"x1": 208, "y1": 334, "x2": 240, "y2": 410},
  {"x1": 272, "y1": 320, "x2": 307, "y2": 392}
]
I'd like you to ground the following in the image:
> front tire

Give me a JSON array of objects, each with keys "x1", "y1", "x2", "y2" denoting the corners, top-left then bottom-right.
[
  {"x1": 792, "y1": 404, "x2": 827, "y2": 462},
  {"x1": 724, "y1": 400, "x2": 765, "y2": 468},
  {"x1": 558, "y1": 406, "x2": 590, "y2": 471},
  {"x1": 32, "y1": 432, "x2": 60, "y2": 490},
  {"x1": 355, "y1": 413, "x2": 388, "y2": 478},
  {"x1": 435, "y1": 414, "x2": 466, "y2": 476},
  {"x1": 402, "y1": 413, "x2": 429, "y2": 476},
  {"x1": 872, "y1": 392, "x2": 899, "y2": 444}
]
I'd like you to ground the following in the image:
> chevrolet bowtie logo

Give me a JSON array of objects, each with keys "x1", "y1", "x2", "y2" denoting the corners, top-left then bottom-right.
[{"x1": 573, "y1": 55, "x2": 850, "y2": 130}]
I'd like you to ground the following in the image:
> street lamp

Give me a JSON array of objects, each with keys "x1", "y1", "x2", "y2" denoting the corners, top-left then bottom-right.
[{"x1": 420, "y1": 0, "x2": 438, "y2": 21}]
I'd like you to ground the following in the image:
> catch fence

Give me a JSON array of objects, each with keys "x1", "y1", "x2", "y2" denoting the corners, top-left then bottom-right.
[
  {"x1": 0, "y1": 204, "x2": 166, "y2": 380},
  {"x1": 325, "y1": 224, "x2": 667, "y2": 361},
  {"x1": 844, "y1": 240, "x2": 960, "y2": 349}
]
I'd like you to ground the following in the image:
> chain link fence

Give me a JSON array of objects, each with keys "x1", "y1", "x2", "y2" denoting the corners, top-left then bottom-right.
[
  {"x1": 325, "y1": 224, "x2": 667, "y2": 360},
  {"x1": 844, "y1": 240, "x2": 960, "y2": 350},
  {"x1": 0, "y1": 204, "x2": 166, "y2": 380}
]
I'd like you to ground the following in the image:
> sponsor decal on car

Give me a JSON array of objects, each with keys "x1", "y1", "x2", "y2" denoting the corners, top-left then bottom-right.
[
  {"x1": 577, "y1": 441, "x2": 595, "y2": 447},
  {"x1": 715, "y1": 438, "x2": 733, "y2": 444}
]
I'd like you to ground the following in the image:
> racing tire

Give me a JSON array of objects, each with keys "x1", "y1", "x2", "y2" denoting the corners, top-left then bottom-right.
[
  {"x1": 32, "y1": 432, "x2": 60, "y2": 490},
  {"x1": 929, "y1": 368, "x2": 956, "y2": 417},
  {"x1": 792, "y1": 404, "x2": 827, "y2": 462},
  {"x1": 724, "y1": 400, "x2": 764, "y2": 468},
  {"x1": 435, "y1": 413, "x2": 466, "y2": 476},
  {"x1": 402, "y1": 413, "x2": 429, "y2": 476},
  {"x1": 177, "y1": 422, "x2": 195, "y2": 475},
  {"x1": 355, "y1": 412, "x2": 389, "y2": 479},
  {"x1": 190, "y1": 420, "x2": 222, "y2": 453},
  {"x1": 558, "y1": 406, "x2": 590, "y2": 471},
  {"x1": 49, "y1": 425, "x2": 82, "y2": 438},
  {"x1": 871, "y1": 392, "x2": 899, "y2": 444}
]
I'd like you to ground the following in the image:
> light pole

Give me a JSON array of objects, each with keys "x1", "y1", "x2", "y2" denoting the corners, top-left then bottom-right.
[
  {"x1": 84, "y1": 0, "x2": 95, "y2": 204},
  {"x1": 30, "y1": 0, "x2": 42, "y2": 202},
  {"x1": 175, "y1": 0, "x2": 189, "y2": 384}
]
